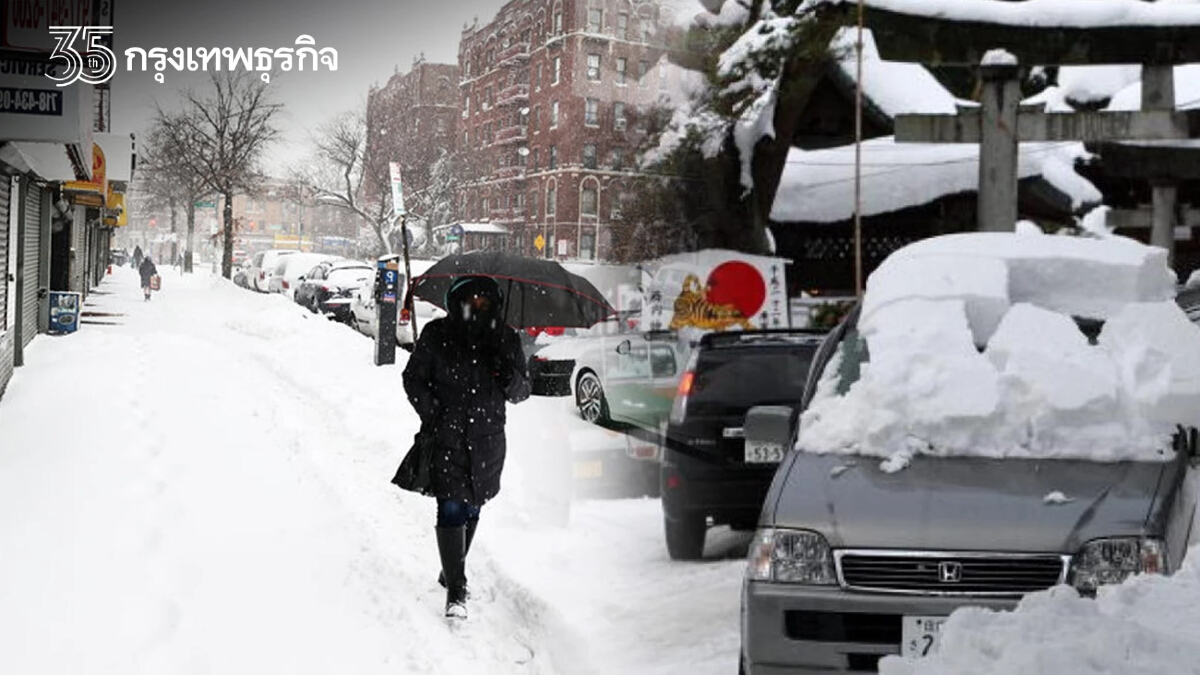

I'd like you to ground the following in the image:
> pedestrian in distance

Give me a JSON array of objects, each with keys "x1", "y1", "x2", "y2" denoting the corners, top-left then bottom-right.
[
  {"x1": 132, "y1": 245, "x2": 144, "y2": 270},
  {"x1": 401, "y1": 275, "x2": 532, "y2": 620},
  {"x1": 139, "y1": 256, "x2": 158, "y2": 301}
]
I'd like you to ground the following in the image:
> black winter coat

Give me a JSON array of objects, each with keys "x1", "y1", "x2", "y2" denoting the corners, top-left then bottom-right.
[
  {"x1": 139, "y1": 258, "x2": 158, "y2": 286},
  {"x1": 402, "y1": 318, "x2": 532, "y2": 505}
]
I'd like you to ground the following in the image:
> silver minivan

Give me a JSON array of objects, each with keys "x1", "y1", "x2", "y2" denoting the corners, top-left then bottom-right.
[{"x1": 740, "y1": 301, "x2": 1200, "y2": 674}]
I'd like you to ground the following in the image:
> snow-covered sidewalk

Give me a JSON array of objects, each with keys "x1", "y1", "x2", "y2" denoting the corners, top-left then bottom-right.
[{"x1": 0, "y1": 267, "x2": 747, "y2": 675}]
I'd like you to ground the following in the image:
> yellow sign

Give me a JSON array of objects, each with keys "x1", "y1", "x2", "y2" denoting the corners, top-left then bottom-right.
[
  {"x1": 103, "y1": 192, "x2": 127, "y2": 227},
  {"x1": 64, "y1": 143, "x2": 107, "y2": 196},
  {"x1": 534, "y1": 234, "x2": 546, "y2": 251}
]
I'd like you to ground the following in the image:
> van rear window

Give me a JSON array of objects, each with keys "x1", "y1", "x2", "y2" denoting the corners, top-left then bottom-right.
[{"x1": 689, "y1": 347, "x2": 814, "y2": 415}]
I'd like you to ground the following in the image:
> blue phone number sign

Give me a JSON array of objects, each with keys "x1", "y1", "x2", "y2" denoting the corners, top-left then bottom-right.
[{"x1": 0, "y1": 87, "x2": 64, "y2": 115}]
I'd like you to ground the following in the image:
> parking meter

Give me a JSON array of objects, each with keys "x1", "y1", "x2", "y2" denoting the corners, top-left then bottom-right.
[{"x1": 374, "y1": 255, "x2": 400, "y2": 366}]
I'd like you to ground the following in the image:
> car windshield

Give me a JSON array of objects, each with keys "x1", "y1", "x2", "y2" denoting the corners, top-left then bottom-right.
[{"x1": 689, "y1": 347, "x2": 814, "y2": 416}]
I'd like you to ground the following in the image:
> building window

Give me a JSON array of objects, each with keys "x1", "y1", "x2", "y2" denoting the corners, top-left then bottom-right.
[
  {"x1": 547, "y1": 185, "x2": 557, "y2": 215},
  {"x1": 464, "y1": 94, "x2": 471, "y2": 115},
  {"x1": 536, "y1": 63, "x2": 542, "y2": 91},
  {"x1": 611, "y1": 195, "x2": 624, "y2": 220},
  {"x1": 615, "y1": 57, "x2": 627, "y2": 85},
  {"x1": 517, "y1": 147, "x2": 527, "y2": 167},
  {"x1": 436, "y1": 118, "x2": 447, "y2": 135},
  {"x1": 581, "y1": 232, "x2": 595, "y2": 260},
  {"x1": 532, "y1": 148, "x2": 539, "y2": 170},
  {"x1": 587, "y1": 54, "x2": 601, "y2": 81},
  {"x1": 553, "y1": 56, "x2": 561, "y2": 84},
  {"x1": 614, "y1": 102, "x2": 626, "y2": 130},
  {"x1": 640, "y1": 19, "x2": 651, "y2": 42},
  {"x1": 551, "y1": 100, "x2": 559, "y2": 128},
  {"x1": 617, "y1": 13, "x2": 628, "y2": 39},
  {"x1": 588, "y1": 8, "x2": 602, "y2": 32},
  {"x1": 482, "y1": 197, "x2": 490, "y2": 216},
  {"x1": 638, "y1": 60, "x2": 649, "y2": 87},
  {"x1": 581, "y1": 187, "x2": 598, "y2": 216},
  {"x1": 611, "y1": 148, "x2": 624, "y2": 170},
  {"x1": 583, "y1": 144, "x2": 597, "y2": 169},
  {"x1": 533, "y1": 106, "x2": 540, "y2": 130},
  {"x1": 530, "y1": 191, "x2": 539, "y2": 217},
  {"x1": 554, "y1": 11, "x2": 563, "y2": 33},
  {"x1": 585, "y1": 98, "x2": 599, "y2": 126},
  {"x1": 549, "y1": 145, "x2": 558, "y2": 169}
]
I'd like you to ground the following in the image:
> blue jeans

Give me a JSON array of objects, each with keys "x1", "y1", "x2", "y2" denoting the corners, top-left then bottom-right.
[{"x1": 437, "y1": 499, "x2": 481, "y2": 528}]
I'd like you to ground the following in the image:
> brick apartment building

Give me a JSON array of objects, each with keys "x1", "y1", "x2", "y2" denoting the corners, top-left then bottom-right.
[
  {"x1": 366, "y1": 58, "x2": 461, "y2": 236},
  {"x1": 454, "y1": 0, "x2": 695, "y2": 261}
]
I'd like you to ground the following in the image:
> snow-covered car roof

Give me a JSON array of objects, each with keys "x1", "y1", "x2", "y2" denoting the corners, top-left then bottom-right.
[{"x1": 799, "y1": 232, "x2": 1200, "y2": 470}]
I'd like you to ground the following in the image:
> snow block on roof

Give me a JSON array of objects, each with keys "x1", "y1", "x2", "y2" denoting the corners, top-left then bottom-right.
[
  {"x1": 770, "y1": 138, "x2": 1100, "y2": 223},
  {"x1": 888, "y1": 233, "x2": 1177, "y2": 320},
  {"x1": 798, "y1": 233, "x2": 1196, "y2": 467}
]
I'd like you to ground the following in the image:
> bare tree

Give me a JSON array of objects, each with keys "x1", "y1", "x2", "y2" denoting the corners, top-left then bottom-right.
[
  {"x1": 292, "y1": 107, "x2": 401, "y2": 257},
  {"x1": 139, "y1": 126, "x2": 213, "y2": 272},
  {"x1": 154, "y1": 72, "x2": 282, "y2": 278}
]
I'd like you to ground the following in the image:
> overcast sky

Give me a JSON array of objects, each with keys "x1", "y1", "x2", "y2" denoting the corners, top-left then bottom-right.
[{"x1": 109, "y1": 0, "x2": 505, "y2": 176}]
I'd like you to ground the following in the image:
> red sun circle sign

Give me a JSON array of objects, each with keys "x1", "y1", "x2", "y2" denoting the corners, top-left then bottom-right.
[{"x1": 705, "y1": 261, "x2": 766, "y2": 319}]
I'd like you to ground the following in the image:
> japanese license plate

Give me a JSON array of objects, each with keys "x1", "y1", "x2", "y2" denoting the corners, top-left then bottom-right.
[
  {"x1": 572, "y1": 460, "x2": 603, "y2": 479},
  {"x1": 744, "y1": 440, "x2": 784, "y2": 463},
  {"x1": 901, "y1": 616, "x2": 946, "y2": 659}
]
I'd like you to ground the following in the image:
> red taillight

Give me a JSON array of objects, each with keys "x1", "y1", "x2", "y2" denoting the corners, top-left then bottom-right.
[
  {"x1": 665, "y1": 473, "x2": 682, "y2": 490},
  {"x1": 282, "y1": 280, "x2": 290, "y2": 290},
  {"x1": 259, "y1": 271, "x2": 265, "y2": 280},
  {"x1": 677, "y1": 371, "x2": 695, "y2": 397},
  {"x1": 545, "y1": 326, "x2": 565, "y2": 336},
  {"x1": 321, "y1": 285, "x2": 331, "y2": 293},
  {"x1": 400, "y1": 308, "x2": 411, "y2": 323}
]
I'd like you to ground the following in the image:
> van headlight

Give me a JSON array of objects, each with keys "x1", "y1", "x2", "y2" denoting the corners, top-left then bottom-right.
[
  {"x1": 746, "y1": 528, "x2": 836, "y2": 585},
  {"x1": 1070, "y1": 537, "x2": 1168, "y2": 594}
]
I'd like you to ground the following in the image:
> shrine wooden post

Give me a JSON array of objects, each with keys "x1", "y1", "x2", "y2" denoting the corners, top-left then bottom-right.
[{"x1": 822, "y1": 0, "x2": 1200, "y2": 262}]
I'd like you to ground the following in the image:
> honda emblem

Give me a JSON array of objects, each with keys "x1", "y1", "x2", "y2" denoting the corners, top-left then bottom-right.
[{"x1": 938, "y1": 561, "x2": 963, "y2": 583}]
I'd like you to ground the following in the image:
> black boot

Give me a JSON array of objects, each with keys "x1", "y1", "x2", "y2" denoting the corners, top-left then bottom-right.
[
  {"x1": 436, "y1": 526, "x2": 468, "y2": 619},
  {"x1": 438, "y1": 519, "x2": 477, "y2": 595}
]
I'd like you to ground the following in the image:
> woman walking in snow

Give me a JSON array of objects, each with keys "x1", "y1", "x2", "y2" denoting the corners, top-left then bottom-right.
[
  {"x1": 402, "y1": 275, "x2": 531, "y2": 619},
  {"x1": 138, "y1": 256, "x2": 158, "y2": 301}
]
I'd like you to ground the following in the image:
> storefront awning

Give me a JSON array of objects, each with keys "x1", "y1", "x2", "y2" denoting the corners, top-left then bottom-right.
[{"x1": 0, "y1": 142, "x2": 83, "y2": 182}]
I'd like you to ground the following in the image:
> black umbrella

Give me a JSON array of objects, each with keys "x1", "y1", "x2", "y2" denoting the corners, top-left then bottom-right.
[{"x1": 408, "y1": 251, "x2": 616, "y2": 329}]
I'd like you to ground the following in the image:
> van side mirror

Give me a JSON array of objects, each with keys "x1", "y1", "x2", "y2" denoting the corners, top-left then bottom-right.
[
  {"x1": 616, "y1": 339, "x2": 631, "y2": 355},
  {"x1": 744, "y1": 406, "x2": 798, "y2": 462}
]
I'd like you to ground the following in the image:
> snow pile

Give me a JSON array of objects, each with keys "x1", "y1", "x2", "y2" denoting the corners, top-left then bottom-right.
[
  {"x1": 1056, "y1": 65, "x2": 1141, "y2": 105},
  {"x1": 802, "y1": 0, "x2": 1200, "y2": 28},
  {"x1": 771, "y1": 138, "x2": 1100, "y2": 223},
  {"x1": 880, "y1": 546, "x2": 1200, "y2": 675},
  {"x1": 830, "y1": 28, "x2": 960, "y2": 117},
  {"x1": 1024, "y1": 85, "x2": 1076, "y2": 113},
  {"x1": 798, "y1": 233, "x2": 1198, "y2": 468},
  {"x1": 982, "y1": 48, "x2": 1018, "y2": 66}
]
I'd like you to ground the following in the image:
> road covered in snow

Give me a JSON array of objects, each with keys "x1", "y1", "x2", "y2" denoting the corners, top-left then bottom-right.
[{"x1": 0, "y1": 267, "x2": 746, "y2": 675}]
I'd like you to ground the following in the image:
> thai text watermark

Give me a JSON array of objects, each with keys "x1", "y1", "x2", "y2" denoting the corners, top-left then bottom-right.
[{"x1": 46, "y1": 26, "x2": 338, "y2": 87}]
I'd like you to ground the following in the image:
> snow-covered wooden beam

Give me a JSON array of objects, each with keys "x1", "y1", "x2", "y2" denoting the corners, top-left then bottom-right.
[
  {"x1": 809, "y1": 0, "x2": 1200, "y2": 65},
  {"x1": 896, "y1": 110, "x2": 1200, "y2": 144},
  {"x1": 1094, "y1": 141, "x2": 1200, "y2": 181},
  {"x1": 1108, "y1": 208, "x2": 1200, "y2": 230}
]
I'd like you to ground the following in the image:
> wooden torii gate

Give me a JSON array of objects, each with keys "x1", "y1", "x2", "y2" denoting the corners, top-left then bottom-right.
[{"x1": 821, "y1": 0, "x2": 1200, "y2": 262}]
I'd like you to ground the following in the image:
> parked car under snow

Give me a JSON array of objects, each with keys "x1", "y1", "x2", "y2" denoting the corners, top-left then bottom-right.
[{"x1": 740, "y1": 233, "x2": 1200, "y2": 675}]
